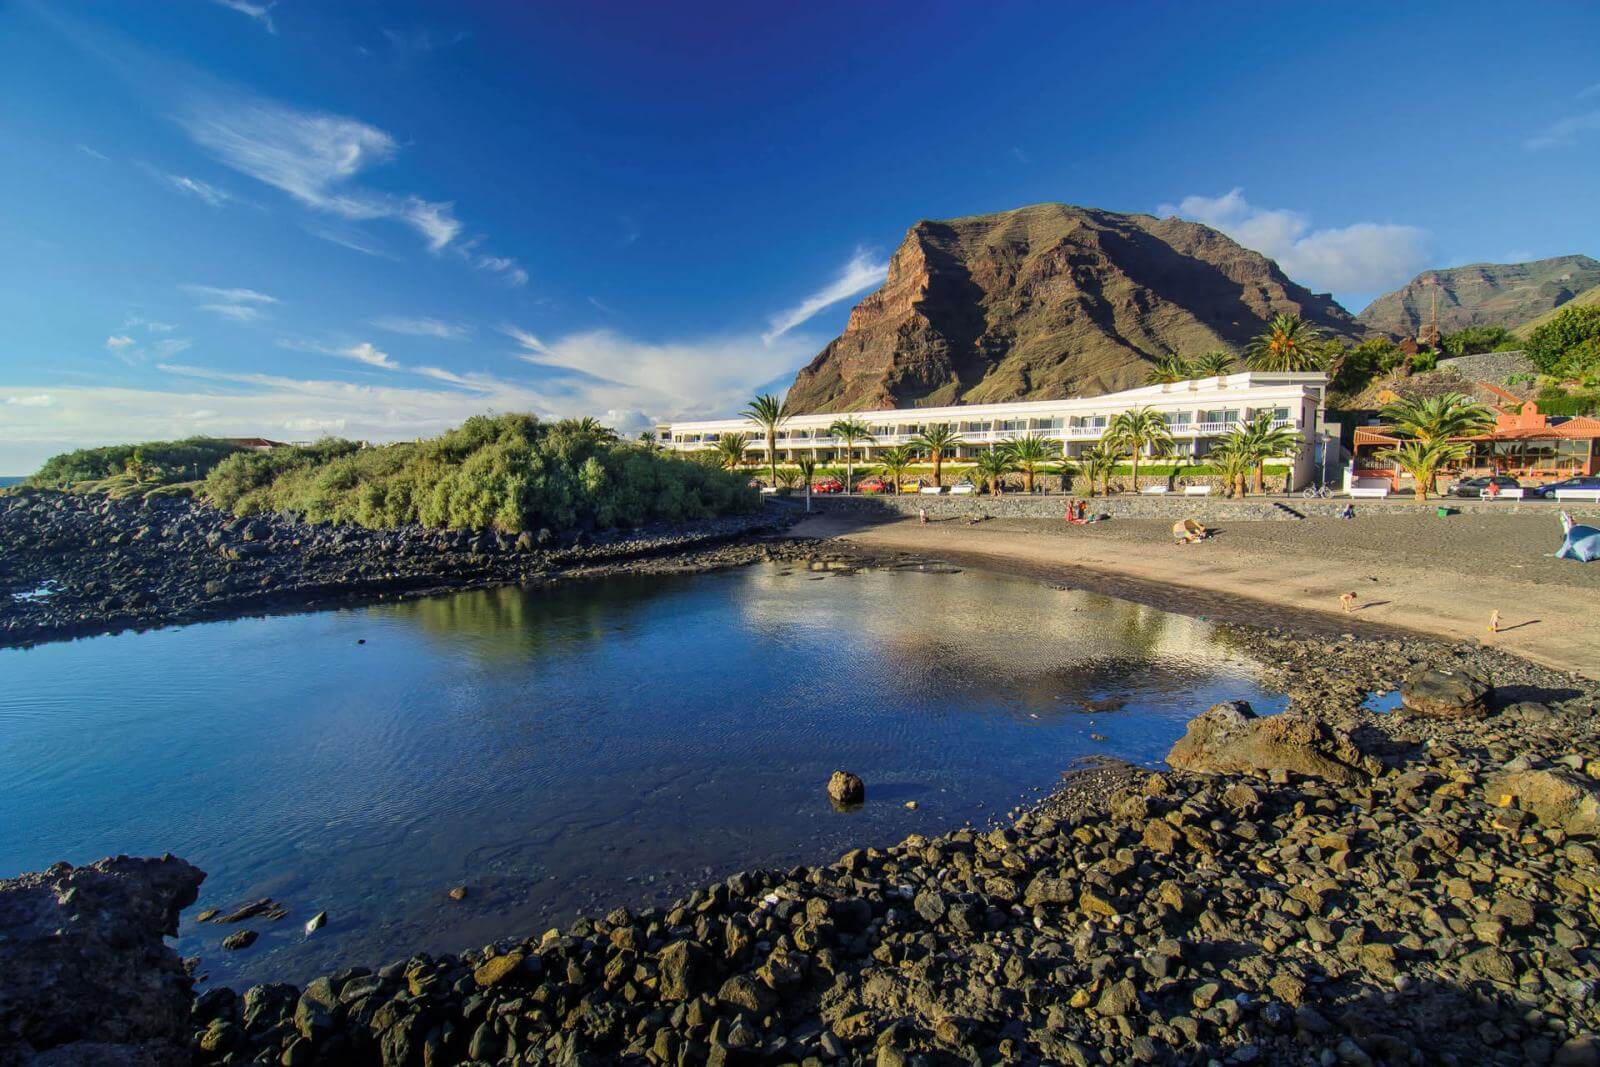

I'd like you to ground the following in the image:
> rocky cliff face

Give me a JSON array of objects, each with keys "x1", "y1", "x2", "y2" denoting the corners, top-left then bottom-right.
[
  {"x1": 784, "y1": 203, "x2": 1364, "y2": 413},
  {"x1": 1357, "y1": 254, "x2": 1600, "y2": 337},
  {"x1": 0, "y1": 854, "x2": 205, "y2": 1065}
]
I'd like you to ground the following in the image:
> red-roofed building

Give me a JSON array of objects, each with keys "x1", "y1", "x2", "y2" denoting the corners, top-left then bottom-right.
[{"x1": 1352, "y1": 395, "x2": 1600, "y2": 487}]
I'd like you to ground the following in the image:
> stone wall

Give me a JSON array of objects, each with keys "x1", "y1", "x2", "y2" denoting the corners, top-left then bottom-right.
[
  {"x1": 800, "y1": 492, "x2": 1600, "y2": 522},
  {"x1": 1437, "y1": 350, "x2": 1537, "y2": 386}
]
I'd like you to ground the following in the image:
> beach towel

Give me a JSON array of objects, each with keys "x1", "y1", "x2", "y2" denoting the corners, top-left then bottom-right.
[{"x1": 1557, "y1": 511, "x2": 1600, "y2": 562}]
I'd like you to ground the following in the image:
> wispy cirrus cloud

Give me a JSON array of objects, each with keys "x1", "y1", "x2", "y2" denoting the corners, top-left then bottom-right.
[
  {"x1": 210, "y1": 0, "x2": 275, "y2": 35},
  {"x1": 762, "y1": 248, "x2": 888, "y2": 345},
  {"x1": 105, "y1": 320, "x2": 193, "y2": 365},
  {"x1": 370, "y1": 316, "x2": 470, "y2": 340},
  {"x1": 1526, "y1": 110, "x2": 1600, "y2": 151},
  {"x1": 178, "y1": 94, "x2": 486, "y2": 259},
  {"x1": 1158, "y1": 187, "x2": 1431, "y2": 296},
  {"x1": 182, "y1": 283, "x2": 279, "y2": 322},
  {"x1": 143, "y1": 166, "x2": 235, "y2": 207}
]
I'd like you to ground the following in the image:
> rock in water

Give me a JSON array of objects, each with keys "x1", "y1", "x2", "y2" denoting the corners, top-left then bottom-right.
[
  {"x1": 1165, "y1": 700, "x2": 1376, "y2": 783},
  {"x1": 1401, "y1": 667, "x2": 1493, "y2": 719},
  {"x1": 0, "y1": 854, "x2": 204, "y2": 1064},
  {"x1": 828, "y1": 770, "x2": 865, "y2": 805},
  {"x1": 221, "y1": 929, "x2": 258, "y2": 951}
]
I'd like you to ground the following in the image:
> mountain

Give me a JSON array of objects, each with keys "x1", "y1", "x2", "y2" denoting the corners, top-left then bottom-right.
[
  {"x1": 1515, "y1": 282, "x2": 1600, "y2": 338},
  {"x1": 783, "y1": 202, "x2": 1364, "y2": 414},
  {"x1": 1356, "y1": 255, "x2": 1600, "y2": 338}
]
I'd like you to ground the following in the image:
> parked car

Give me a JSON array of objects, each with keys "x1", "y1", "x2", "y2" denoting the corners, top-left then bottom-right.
[
  {"x1": 855, "y1": 476, "x2": 890, "y2": 494},
  {"x1": 949, "y1": 479, "x2": 977, "y2": 495},
  {"x1": 1447, "y1": 475, "x2": 1524, "y2": 498},
  {"x1": 898, "y1": 479, "x2": 924, "y2": 494},
  {"x1": 810, "y1": 477, "x2": 844, "y2": 494},
  {"x1": 918, "y1": 484, "x2": 946, "y2": 495},
  {"x1": 1529, "y1": 475, "x2": 1600, "y2": 499}
]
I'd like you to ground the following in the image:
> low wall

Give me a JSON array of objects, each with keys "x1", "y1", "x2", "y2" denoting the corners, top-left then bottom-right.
[{"x1": 799, "y1": 492, "x2": 1600, "y2": 522}]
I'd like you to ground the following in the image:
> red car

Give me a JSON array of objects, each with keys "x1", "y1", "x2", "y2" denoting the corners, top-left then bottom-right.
[
  {"x1": 810, "y1": 478, "x2": 844, "y2": 494},
  {"x1": 856, "y1": 477, "x2": 889, "y2": 494}
]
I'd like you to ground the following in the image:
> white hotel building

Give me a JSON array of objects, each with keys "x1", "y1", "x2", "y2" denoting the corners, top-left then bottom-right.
[{"x1": 659, "y1": 371, "x2": 1334, "y2": 488}]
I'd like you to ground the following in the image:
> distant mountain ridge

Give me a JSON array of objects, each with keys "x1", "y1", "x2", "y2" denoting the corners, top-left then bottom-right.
[
  {"x1": 1356, "y1": 255, "x2": 1600, "y2": 337},
  {"x1": 784, "y1": 202, "x2": 1363, "y2": 414}
]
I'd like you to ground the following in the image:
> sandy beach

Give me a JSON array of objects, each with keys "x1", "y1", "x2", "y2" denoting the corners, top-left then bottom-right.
[{"x1": 797, "y1": 509, "x2": 1600, "y2": 679}]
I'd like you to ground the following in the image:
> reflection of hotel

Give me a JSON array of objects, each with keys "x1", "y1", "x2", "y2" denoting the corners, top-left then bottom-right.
[{"x1": 659, "y1": 372, "x2": 1330, "y2": 487}]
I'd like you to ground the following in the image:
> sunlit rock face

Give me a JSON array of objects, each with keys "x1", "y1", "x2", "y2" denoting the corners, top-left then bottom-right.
[{"x1": 786, "y1": 202, "x2": 1362, "y2": 413}]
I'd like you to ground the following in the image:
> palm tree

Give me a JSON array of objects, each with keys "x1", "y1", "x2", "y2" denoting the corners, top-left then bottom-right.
[
  {"x1": 560, "y1": 416, "x2": 619, "y2": 441},
  {"x1": 1206, "y1": 434, "x2": 1254, "y2": 498},
  {"x1": 1106, "y1": 408, "x2": 1174, "y2": 492},
  {"x1": 827, "y1": 417, "x2": 875, "y2": 493},
  {"x1": 1237, "y1": 411, "x2": 1303, "y2": 495},
  {"x1": 637, "y1": 429, "x2": 658, "y2": 447},
  {"x1": 741, "y1": 393, "x2": 789, "y2": 491},
  {"x1": 973, "y1": 447, "x2": 1015, "y2": 497},
  {"x1": 1077, "y1": 443, "x2": 1119, "y2": 496},
  {"x1": 1192, "y1": 350, "x2": 1235, "y2": 378},
  {"x1": 796, "y1": 454, "x2": 818, "y2": 513},
  {"x1": 1005, "y1": 433, "x2": 1059, "y2": 494},
  {"x1": 1379, "y1": 439, "x2": 1470, "y2": 504},
  {"x1": 910, "y1": 424, "x2": 964, "y2": 487},
  {"x1": 714, "y1": 432, "x2": 751, "y2": 472},
  {"x1": 1244, "y1": 314, "x2": 1327, "y2": 372},
  {"x1": 1381, "y1": 393, "x2": 1495, "y2": 444},
  {"x1": 1146, "y1": 353, "x2": 1192, "y2": 385},
  {"x1": 877, "y1": 445, "x2": 916, "y2": 494}
]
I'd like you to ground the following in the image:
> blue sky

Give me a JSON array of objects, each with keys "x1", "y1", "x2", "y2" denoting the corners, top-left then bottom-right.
[{"x1": 1, "y1": 1, "x2": 1597, "y2": 472}]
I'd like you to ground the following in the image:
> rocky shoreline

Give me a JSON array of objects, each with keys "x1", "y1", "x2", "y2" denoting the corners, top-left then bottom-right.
[
  {"x1": 2, "y1": 619, "x2": 1598, "y2": 1065},
  {"x1": 0, "y1": 492, "x2": 813, "y2": 649}
]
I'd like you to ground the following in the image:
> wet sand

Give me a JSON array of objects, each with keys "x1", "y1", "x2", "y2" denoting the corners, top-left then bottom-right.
[{"x1": 795, "y1": 510, "x2": 1600, "y2": 679}]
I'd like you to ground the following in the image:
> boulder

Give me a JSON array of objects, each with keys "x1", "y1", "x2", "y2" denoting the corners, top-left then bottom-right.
[
  {"x1": 828, "y1": 771, "x2": 865, "y2": 805},
  {"x1": 1166, "y1": 701, "x2": 1376, "y2": 784},
  {"x1": 0, "y1": 855, "x2": 205, "y2": 1065},
  {"x1": 1400, "y1": 668, "x2": 1493, "y2": 719},
  {"x1": 1486, "y1": 766, "x2": 1600, "y2": 837}
]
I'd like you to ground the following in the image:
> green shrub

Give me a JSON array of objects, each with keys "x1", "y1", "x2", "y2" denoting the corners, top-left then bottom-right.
[
  {"x1": 198, "y1": 414, "x2": 756, "y2": 532},
  {"x1": 1536, "y1": 395, "x2": 1600, "y2": 417},
  {"x1": 1441, "y1": 325, "x2": 1519, "y2": 358},
  {"x1": 1527, "y1": 305, "x2": 1600, "y2": 374},
  {"x1": 28, "y1": 437, "x2": 250, "y2": 489}
]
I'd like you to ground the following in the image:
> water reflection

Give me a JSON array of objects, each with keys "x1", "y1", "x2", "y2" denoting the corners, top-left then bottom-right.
[{"x1": 0, "y1": 564, "x2": 1280, "y2": 988}]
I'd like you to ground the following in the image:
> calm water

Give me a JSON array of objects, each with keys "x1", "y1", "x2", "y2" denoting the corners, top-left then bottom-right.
[{"x1": 0, "y1": 563, "x2": 1280, "y2": 986}]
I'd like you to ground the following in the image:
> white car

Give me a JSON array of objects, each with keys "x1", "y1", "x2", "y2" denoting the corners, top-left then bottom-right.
[{"x1": 949, "y1": 479, "x2": 976, "y2": 495}]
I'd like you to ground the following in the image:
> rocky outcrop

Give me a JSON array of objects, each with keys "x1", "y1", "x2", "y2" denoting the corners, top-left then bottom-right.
[
  {"x1": 785, "y1": 202, "x2": 1364, "y2": 413},
  {"x1": 1165, "y1": 700, "x2": 1378, "y2": 783},
  {"x1": 827, "y1": 771, "x2": 864, "y2": 805},
  {"x1": 1487, "y1": 761, "x2": 1600, "y2": 837},
  {"x1": 1400, "y1": 667, "x2": 1493, "y2": 720},
  {"x1": 0, "y1": 855, "x2": 204, "y2": 1066},
  {"x1": 1357, "y1": 254, "x2": 1600, "y2": 337},
  {"x1": 0, "y1": 491, "x2": 799, "y2": 648}
]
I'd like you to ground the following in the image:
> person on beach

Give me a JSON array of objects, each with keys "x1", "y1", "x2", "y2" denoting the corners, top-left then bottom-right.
[
  {"x1": 1340, "y1": 592, "x2": 1357, "y2": 613},
  {"x1": 919, "y1": 508, "x2": 927, "y2": 524}
]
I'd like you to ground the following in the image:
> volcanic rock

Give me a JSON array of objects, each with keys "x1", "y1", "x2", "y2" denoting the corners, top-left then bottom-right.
[
  {"x1": 1165, "y1": 700, "x2": 1375, "y2": 783},
  {"x1": 1400, "y1": 667, "x2": 1493, "y2": 719},
  {"x1": 828, "y1": 770, "x2": 865, "y2": 805},
  {"x1": 0, "y1": 854, "x2": 204, "y2": 1064}
]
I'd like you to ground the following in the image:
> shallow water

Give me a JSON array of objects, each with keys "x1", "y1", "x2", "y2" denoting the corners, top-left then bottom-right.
[{"x1": 0, "y1": 563, "x2": 1281, "y2": 986}]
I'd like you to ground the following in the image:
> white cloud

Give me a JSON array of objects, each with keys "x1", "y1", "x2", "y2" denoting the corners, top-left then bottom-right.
[
  {"x1": 370, "y1": 316, "x2": 469, "y2": 339},
  {"x1": 125, "y1": 318, "x2": 178, "y2": 333},
  {"x1": 1577, "y1": 82, "x2": 1600, "y2": 101},
  {"x1": 1158, "y1": 187, "x2": 1432, "y2": 295},
  {"x1": 178, "y1": 95, "x2": 470, "y2": 253},
  {"x1": 105, "y1": 335, "x2": 136, "y2": 351},
  {"x1": 278, "y1": 337, "x2": 401, "y2": 371},
  {"x1": 150, "y1": 169, "x2": 234, "y2": 207},
  {"x1": 338, "y1": 342, "x2": 398, "y2": 369},
  {"x1": 182, "y1": 284, "x2": 278, "y2": 305},
  {"x1": 211, "y1": 0, "x2": 275, "y2": 35},
  {"x1": 5, "y1": 394, "x2": 54, "y2": 408},
  {"x1": 762, "y1": 249, "x2": 888, "y2": 344},
  {"x1": 1526, "y1": 110, "x2": 1600, "y2": 150},
  {"x1": 182, "y1": 284, "x2": 278, "y2": 322},
  {"x1": 504, "y1": 325, "x2": 819, "y2": 416},
  {"x1": 78, "y1": 144, "x2": 109, "y2": 161}
]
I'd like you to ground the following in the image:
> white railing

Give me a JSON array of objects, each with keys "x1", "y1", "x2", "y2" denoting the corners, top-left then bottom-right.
[{"x1": 1192, "y1": 421, "x2": 1231, "y2": 434}]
